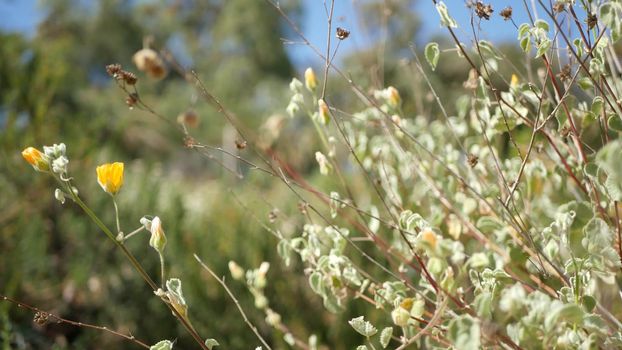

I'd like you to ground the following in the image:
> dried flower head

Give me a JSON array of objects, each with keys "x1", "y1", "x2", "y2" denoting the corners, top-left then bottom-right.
[
  {"x1": 235, "y1": 139, "x2": 247, "y2": 150},
  {"x1": 33, "y1": 311, "x2": 49, "y2": 325},
  {"x1": 268, "y1": 209, "x2": 279, "y2": 223},
  {"x1": 336, "y1": 27, "x2": 350, "y2": 40},
  {"x1": 121, "y1": 71, "x2": 137, "y2": 85},
  {"x1": 183, "y1": 135, "x2": 197, "y2": 148},
  {"x1": 467, "y1": 153, "x2": 479, "y2": 168},
  {"x1": 463, "y1": 69, "x2": 479, "y2": 90},
  {"x1": 126, "y1": 93, "x2": 138, "y2": 108},
  {"x1": 132, "y1": 48, "x2": 168, "y2": 80},
  {"x1": 176, "y1": 110, "x2": 200, "y2": 128},
  {"x1": 106, "y1": 63, "x2": 122, "y2": 77},
  {"x1": 474, "y1": 2, "x2": 493, "y2": 20},
  {"x1": 552, "y1": 2, "x2": 565, "y2": 13},
  {"x1": 96, "y1": 162, "x2": 124, "y2": 195},
  {"x1": 499, "y1": 6, "x2": 512, "y2": 20},
  {"x1": 586, "y1": 13, "x2": 597, "y2": 30},
  {"x1": 557, "y1": 64, "x2": 571, "y2": 82}
]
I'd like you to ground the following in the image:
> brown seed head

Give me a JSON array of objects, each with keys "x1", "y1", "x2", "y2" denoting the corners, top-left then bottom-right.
[
  {"x1": 126, "y1": 93, "x2": 138, "y2": 108},
  {"x1": 500, "y1": 6, "x2": 512, "y2": 20},
  {"x1": 33, "y1": 311, "x2": 49, "y2": 325},
  {"x1": 336, "y1": 27, "x2": 350, "y2": 40},
  {"x1": 467, "y1": 153, "x2": 479, "y2": 168},
  {"x1": 235, "y1": 139, "x2": 247, "y2": 150},
  {"x1": 474, "y1": 2, "x2": 494, "y2": 20},
  {"x1": 106, "y1": 63, "x2": 122, "y2": 77},
  {"x1": 586, "y1": 13, "x2": 597, "y2": 30},
  {"x1": 121, "y1": 71, "x2": 137, "y2": 85},
  {"x1": 552, "y1": 2, "x2": 565, "y2": 13}
]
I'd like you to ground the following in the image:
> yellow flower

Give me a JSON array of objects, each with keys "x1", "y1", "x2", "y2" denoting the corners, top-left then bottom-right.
[
  {"x1": 318, "y1": 99, "x2": 330, "y2": 125},
  {"x1": 387, "y1": 86, "x2": 401, "y2": 107},
  {"x1": 96, "y1": 162, "x2": 124, "y2": 195},
  {"x1": 420, "y1": 229, "x2": 438, "y2": 250},
  {"x1": 22, "y1": 147, "x2": 49, "y2": 172},
  {"x1": 304, "y1": 67, "x2": 318, "y2": 91},
  {"x1": 510, "y1": 74, "x2": 519, "y2": 87}
]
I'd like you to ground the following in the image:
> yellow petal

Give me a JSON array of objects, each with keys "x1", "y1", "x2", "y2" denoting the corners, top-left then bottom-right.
[{"x1": 96, "y1": 162, "x2": 124, "y2": 195}]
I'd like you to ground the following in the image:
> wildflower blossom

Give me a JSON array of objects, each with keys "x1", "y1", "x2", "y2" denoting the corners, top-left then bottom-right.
[
  {"x1": 96, "y1": 162, "x2": 124, "y2": 195},
  {"x1": 143, "y1": 216, "x2": 167, "y2": 254},
  {"x1": 318, "y1": 99, "x2": 330, "y2": 125},
  {"x1": 22, "y1": 147, "x2": 49, "y2": 172},
  {"x1": 304, "y1": 67, "x2": 317, "y2": 91}
]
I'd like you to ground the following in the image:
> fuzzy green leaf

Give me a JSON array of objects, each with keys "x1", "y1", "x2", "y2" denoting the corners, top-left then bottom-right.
[
  {"x1": 425, "y1": 42, "x2": 440, "y2": 71},
  {"x1": 349, "y1": 316, "x2": 378, "y2": 337}
]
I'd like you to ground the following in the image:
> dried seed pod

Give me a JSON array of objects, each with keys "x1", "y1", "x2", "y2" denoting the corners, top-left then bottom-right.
[
  {"x1": 33, "y1": 311, "x2": 49, "y2": 325},
  {"x1": 177, "y1": 110, "x2": 199, "y2": 128},
  {"x1": 132, "y1": 48, "x2": 168, "y2": 80},
  {"x1": 336, "y1": 27, "x2": 350, "y2": 40},
  {"x1": 499, "y1": 6, "x2": 512, "y2": 20}
]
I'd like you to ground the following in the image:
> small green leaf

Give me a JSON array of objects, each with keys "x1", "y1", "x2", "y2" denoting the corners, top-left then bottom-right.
[
  {"x1": 584, "y1": 162, "x2": 599, "y2": 178},
  {"x1": 447, "y1": 315, "x2": 480, "y2": 350},
  {"x1": 520, "y1": 36, "x2": 531, "y2": 53},
  {"x1": 591, "y1": 96, "x2": 604, "y2": 116},
  {"x1": 356, "y1": 346, "x2": 368, "y2": 350},
  {"x1": 534, "y1": 19, "x2": 549, "y2": 32},
  {"x1": 581, "y1": 295, "x2": 596, "y2": 312},
  {"x1": 204, "y1": 339, "x2": 219, "y2": 350},
  {"x1": 150, "y1": 340, "x2": 174, "y2": 350},
  {"x1": 536, "y1": 39, "x2": 551, "y2": 58},
  {"x1": 436, "y1": 2, "x2": 458, "y2": 28},
  {"x1": 577, "y1": 77, "x2": 593, "y2": 90},
  {"x1": 425, "y1": 42, "x2": 440, "y2": 71},
  {"x1": 380, "y1": 327, "x2": 393, "y2": 348},
  {"x1": 608, "y1": 116, "x2": 622, "y2": 132},
  {"x1": 309, "y1": 271, "x2": 324, "y2": 295},
  {"x1": 277, "y1": 239, "x2": 292, "y2": 266},
  {"x1": 518, "y1": 23, "x2": 530, "y2": 39},
  {"x1": 349, "y1": 316, "x2": 378, "y2": 337}
]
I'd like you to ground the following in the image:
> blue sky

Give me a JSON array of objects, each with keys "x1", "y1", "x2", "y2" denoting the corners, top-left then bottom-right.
[{"x1": 0, "y1": 0, "x2": 521, "y2": 67}]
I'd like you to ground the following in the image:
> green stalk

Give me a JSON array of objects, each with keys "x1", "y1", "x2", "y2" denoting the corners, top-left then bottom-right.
[{"x1": 57, "y1": 178, "x2": 208, "y2": 349}]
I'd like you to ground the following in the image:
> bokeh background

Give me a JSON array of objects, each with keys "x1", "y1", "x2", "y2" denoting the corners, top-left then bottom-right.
[{"x1": 0, "y1": 0, "x2": 522, "y2": 348}]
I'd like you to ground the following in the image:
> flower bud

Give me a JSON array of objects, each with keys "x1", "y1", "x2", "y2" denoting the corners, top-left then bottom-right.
[
  {"x1": 419, "y1": 228, "x2": 438, "y2": 250},
  {"x1": 387, "y1": 86, "x2": 401, "y2": 107},
  {"x1": 318, "y1": 99, "x2": 330, "y2": 125},
  {"x1": 54, "y1": 189, "x2": 66, "y2": 204},
  {"x1": 22, "y1": 147, "x2": 49, "y2": 172},
  {"x1": 304, "y1": 67, "x2": 318, "y2": 91},
  {"x1": 254, "y1": 293, "x2": 268, "y2": 309},
  {"x1": 43, "y1": 143, "x2": 66, "y2": 159},
  {"x1": 391, "y1": 305, "x2": 411, "y2": 327},
  {"x1": 265, "y1": 308, "x2": 282, "y2": 326},
  {"x1": 315, "y1": 152, "x2": 331, "y2": 175},
  {"x1": 289, "y1": 78, "x2": 303, "y2": 93},
  {"x1": 51, "y1": 156, "x2": 69, "y2": 175},
  {"x1": 96, "y1": 162, "x2": 124, "y2": 195},
  {"x1": 228, "y1": 261, "x2": 245, "y2": 280},
  {"x1": 510, "y1": 74, "x2": 519, "y2": 88},
  {"x1": 177, "y1": 110, "x2": 200, "y2": 128},
  {"x1": 148, "y1": 216, "x2": 167, "y2": 254}
]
